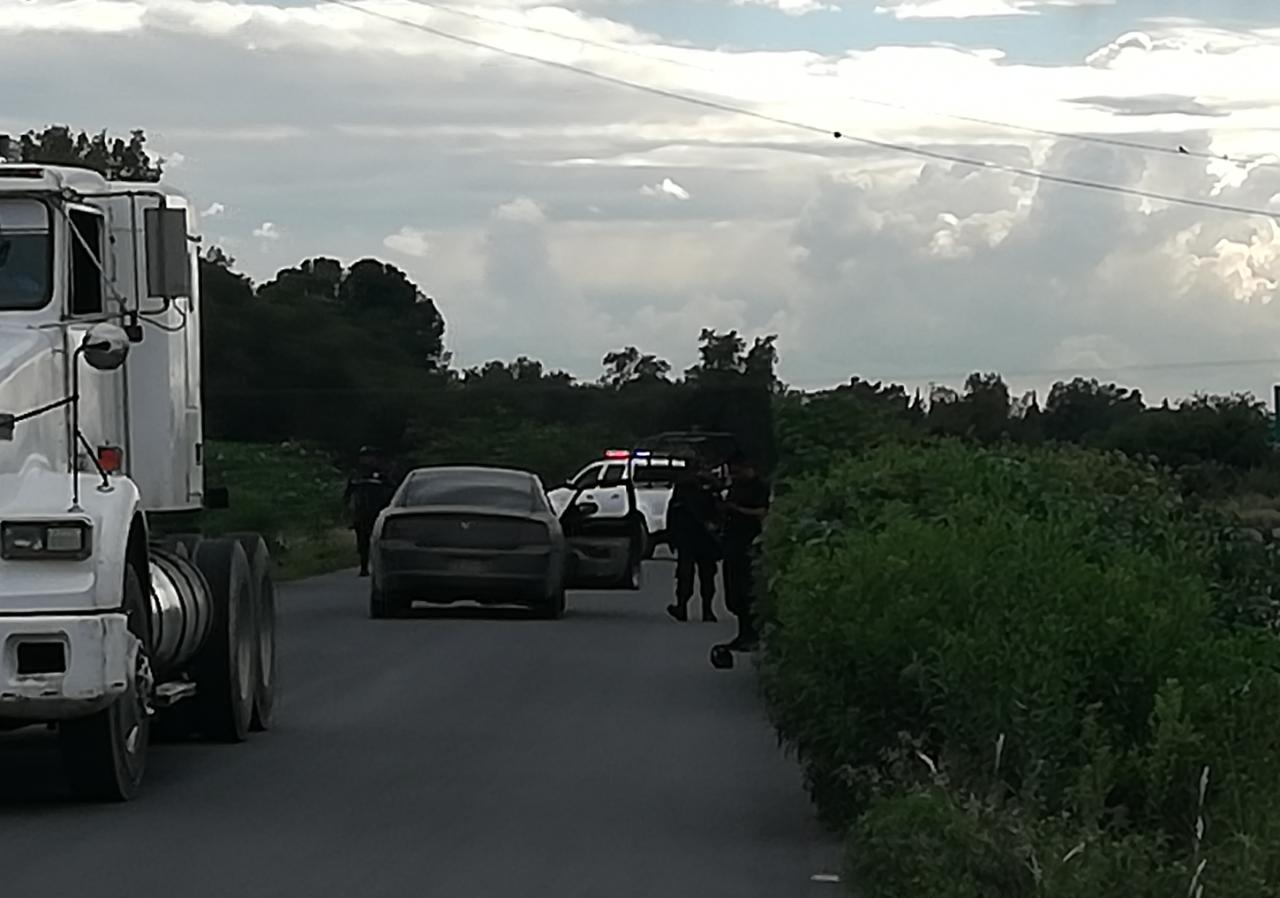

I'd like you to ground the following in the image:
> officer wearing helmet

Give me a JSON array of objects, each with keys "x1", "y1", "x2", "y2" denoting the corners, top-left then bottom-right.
[{"x1": 344, "y1": 445, "x2": 396, "y2": 577}]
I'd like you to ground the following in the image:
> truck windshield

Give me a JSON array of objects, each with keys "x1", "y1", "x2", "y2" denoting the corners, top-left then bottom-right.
[{"x1": 0, "y1": 199, "x2": 52, "y2": 311}]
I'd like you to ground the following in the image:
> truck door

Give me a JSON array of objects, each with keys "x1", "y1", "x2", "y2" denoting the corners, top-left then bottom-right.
[{"x1": 63, "y1": 206, "x2": 128, "y2": 470}]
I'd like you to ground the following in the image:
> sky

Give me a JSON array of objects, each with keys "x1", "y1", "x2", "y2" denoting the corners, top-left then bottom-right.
[{"x1": 1, "y1": 0, "x2": 1278, "y2": 400}]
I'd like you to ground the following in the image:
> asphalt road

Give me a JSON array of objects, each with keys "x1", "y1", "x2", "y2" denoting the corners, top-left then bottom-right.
[{"x1": 1, "y1": 561, "x2": 839, "y2": 898}]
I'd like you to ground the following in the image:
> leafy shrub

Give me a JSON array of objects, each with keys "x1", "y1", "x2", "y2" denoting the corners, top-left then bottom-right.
[
  {"x1": 204, "y1": 440, "x2": 347, "y2": 552},
  {"x1": 760, "y1": 441, "x2": 1280, "y2": 895}
]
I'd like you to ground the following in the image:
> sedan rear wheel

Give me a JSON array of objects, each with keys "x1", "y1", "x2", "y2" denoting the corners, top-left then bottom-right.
[{"x1": 537, "y1": 582, "x2": 566, "y2": 620}]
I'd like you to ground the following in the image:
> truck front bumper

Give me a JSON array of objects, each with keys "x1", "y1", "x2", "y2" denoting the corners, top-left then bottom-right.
[{"x1": 0, "y1": 613, "x2": 133, "y2": 720}]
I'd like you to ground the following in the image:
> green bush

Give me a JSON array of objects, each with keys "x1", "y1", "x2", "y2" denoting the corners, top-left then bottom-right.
[
  {"x1": 760, "y1": 441, "x2": 1280, "y2": 895},
  {"x1": 204, "y1": 440, "x2": 349, "y2": 564}
]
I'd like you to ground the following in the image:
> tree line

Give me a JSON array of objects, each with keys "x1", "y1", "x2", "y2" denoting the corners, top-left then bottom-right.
[
  {"x1": 19, "y1": 125, "x2": 1277, "y2": 489},
  {"x1": 776, "y1": 372, "x2": 1275, "y2": 495},
  {"x1": 200, "y1": 247, "x2": 778, "y2": 480}
]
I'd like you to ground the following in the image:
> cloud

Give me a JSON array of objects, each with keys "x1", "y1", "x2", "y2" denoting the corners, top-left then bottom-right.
[
  {"x1": 876, "y1": 0, "x2": 1111, "y2": 20},
  {"x1": 3, "y1": 1, "x2": 1277, "y2": 397},
  {"x1": 1085, "y1": 30, "x2": 1155, "y2": 67},
  {"x1": 383, "y1": 225, "x2": 431, "y2": 257},
  {"x1": 1066, "y1": 94, "x2": 1230, "y2": 118},
  {"x1": 779, "y1": 143, "x2": 1280, "y2": 393},
  {"x1": 494, "y1": 196, "x2": 546, "y2": 224},
  {"x1": 252, "y1": 221, "x2": 281, "y2": 241},
  {"x1": 202, "y1": 202, "x2": 226, "y2": 217},
  {"x1": 640, "y1": 177, "x2": 691, "y2": 200},
  {"x1": 732, "y1": 0, "x2": 835, "y2": 16}
]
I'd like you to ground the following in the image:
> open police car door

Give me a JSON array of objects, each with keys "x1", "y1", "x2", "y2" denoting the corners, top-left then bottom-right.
[{"x1": 558, "y1": 449, "x2": 644, "y2": 591}]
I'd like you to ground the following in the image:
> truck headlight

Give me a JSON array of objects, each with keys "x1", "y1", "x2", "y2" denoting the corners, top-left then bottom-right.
[{"x1": 1, "y1": 521, "x2": 93, "y2": 560}]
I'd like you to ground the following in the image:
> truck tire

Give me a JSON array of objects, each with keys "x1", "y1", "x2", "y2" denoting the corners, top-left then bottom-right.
[
  {"x1": 227, "y1": 533, "x2": 277, "y2": 732},
  {"x1": 192, "y1": 538, "x2": 255, "y2": 743},
  {"x1": 60, "y1": 563, "x2": 153, "y2": 801}
]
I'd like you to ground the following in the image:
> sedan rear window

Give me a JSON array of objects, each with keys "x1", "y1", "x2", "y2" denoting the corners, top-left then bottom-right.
[{"x1": 399, "y1": 472, "x2": 535, "y2": 512}]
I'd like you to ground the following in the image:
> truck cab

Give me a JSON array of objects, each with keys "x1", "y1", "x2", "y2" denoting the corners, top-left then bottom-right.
[{"x1": 0, "y1": 158, "x2": 276, "y2": 801}]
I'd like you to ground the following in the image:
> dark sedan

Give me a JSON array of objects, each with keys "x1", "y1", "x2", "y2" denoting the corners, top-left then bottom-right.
[{"x1": 368, "y1": 466, "x2": 573, "y2": 619}]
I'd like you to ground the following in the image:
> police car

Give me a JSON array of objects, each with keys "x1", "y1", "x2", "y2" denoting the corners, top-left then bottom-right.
[
  {"x1": 548, "y1": 435, "x2": 737, "y2": 559},
  {"x1": 546, "y1": 450, "x2": 692, "y2": 560}
]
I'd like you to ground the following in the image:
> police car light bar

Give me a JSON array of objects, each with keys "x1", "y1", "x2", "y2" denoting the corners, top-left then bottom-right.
[{"x1": 604, "y1": 449, "x2": 630, "y2": 459}]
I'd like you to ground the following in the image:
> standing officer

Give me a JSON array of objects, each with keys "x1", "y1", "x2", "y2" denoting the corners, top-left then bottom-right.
[
  {"x1": 344, "y1": 446, "x2": 396, "y2": 577},
  {"x1": 720, "y1": 453, "x2": 770, "y2": 650},
  {"x1": 665, "y1": 457, "x2": 722, "y2": 623}
]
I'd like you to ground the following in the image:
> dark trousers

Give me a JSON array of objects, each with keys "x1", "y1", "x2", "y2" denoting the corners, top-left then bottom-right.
[
  {"x1": 355, "y1": 524, "x2": 373, "y2": 573},
  {"x1": 674, "y1": 552, "x2": 718, "y2": 616},
  {"x1": 722, "y1": 544, "x2": 757, "y2": 646}
]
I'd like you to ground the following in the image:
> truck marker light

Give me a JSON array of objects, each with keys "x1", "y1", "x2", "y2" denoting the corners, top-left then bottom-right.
[{"x1": 97, "y1": 445, "x2": 123, "y2": 473}]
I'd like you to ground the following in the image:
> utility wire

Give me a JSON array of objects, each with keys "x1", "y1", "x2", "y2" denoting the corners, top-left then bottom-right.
[
  {"x1": 394, "y1": 0, "x2": 1274, "y2": 169},
  {"x1": 327, "y1": 0, "x2": 1280, "y2": 221}
]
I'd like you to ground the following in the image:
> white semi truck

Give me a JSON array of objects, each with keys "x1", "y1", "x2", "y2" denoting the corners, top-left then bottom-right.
[{"x1": 0, "y1": 150, "x2": 277, "y2": 801}]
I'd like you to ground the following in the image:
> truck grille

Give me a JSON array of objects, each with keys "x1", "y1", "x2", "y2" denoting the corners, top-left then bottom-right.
[{"x1": 382, "y1": 514, "x2": 548, "y2": 550}]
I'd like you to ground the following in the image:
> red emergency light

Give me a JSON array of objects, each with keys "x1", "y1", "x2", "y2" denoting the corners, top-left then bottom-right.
[{"x1": 604, "y1": 449, "x2": 630, "y2": 459}]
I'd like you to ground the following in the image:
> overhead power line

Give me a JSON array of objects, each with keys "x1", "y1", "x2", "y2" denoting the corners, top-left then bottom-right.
[
  {"x1": 394, "y1": 0, "x2": 1274, "y2": 170},
  {"x1": 327, "y1": 0, "x2": 1280, "y2": 221}
]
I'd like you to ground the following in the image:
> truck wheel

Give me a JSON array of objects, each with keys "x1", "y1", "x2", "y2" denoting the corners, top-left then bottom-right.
[
  {"x1": 192, "y1": 538, "x2": 255, "y2": 743},
  {"x1": 60, "y1": 563, "x2": 153, "y2": 801},
  {"x1": 227, "y1": 533, "x2": 277, "y2": 732}
]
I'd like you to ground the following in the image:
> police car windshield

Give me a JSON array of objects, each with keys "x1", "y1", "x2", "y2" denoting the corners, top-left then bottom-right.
[
  {"x1": 0, "y1": 200, "x2": 53, "y2": 311},
  {"x1": 400, "y1": 469, "x2": 535, "y2": 512}
]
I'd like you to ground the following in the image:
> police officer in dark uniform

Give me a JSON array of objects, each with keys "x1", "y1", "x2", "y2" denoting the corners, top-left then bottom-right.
[
  {"x1": 344, "y1": 446, "x2": 396, "y2": 577},
  {"x1": 720, "y1": 453, "x2": 770, "y2": 650},
  {"x1": 665, "y1": 457, "x2": 722, "y2": 623}
]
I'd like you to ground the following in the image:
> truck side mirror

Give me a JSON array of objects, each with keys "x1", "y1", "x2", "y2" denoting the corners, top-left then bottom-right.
[
  {"x1": 144, "y1": 206, "x2": 193, "y2": 300},
  {"x1": 81, "y1": 323, "x2": 130, "y2": 371}
]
